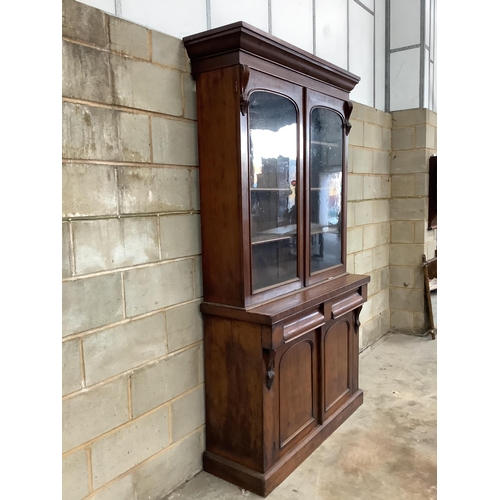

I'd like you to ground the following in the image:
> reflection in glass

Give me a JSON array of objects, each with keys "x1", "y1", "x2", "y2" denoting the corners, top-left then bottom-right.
[
  {"x1": 249, "y1": 91, "x2": 298, "y2": 291},
  {"x1": 310, "y1": 108, "x2": 343, "y2": 273}
]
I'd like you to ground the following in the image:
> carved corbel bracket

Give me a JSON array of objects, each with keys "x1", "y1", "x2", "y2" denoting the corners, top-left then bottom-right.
[
  {"x1": 263, "y1": 348, "x2": 276, "y2": 390},
  {"x1": 353, "y1": 306, "x2": 362, "y2": 335},
  {"x1": 343, "y1": 100, "x2": 354, "y2": 136},
  {"x1": 239, "y1": 64, "x2": 251, "y2": 115}
]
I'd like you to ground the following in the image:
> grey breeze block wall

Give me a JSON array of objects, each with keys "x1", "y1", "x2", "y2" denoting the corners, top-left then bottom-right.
[
  {"x1": 62, "y1": 1, "x2": 204, "y2": 499},
  {"x1": 346, "y1": 103, "x2": 392, "y2": 350},
  {"x1": 389, "y1": 109, "x2": 437, "y2": 333},
  {"x1": 62, "y1": 1, "x2": 435, "y2": 498}
]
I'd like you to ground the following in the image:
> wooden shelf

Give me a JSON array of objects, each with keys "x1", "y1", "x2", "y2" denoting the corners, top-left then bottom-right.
[
  {"x1": 251, "y1": 225, "x2": 338, "y2": 244},
  {"x1": 252, "y1": 225, "x2": 297, "y2": 244},
  {"x1": 252, "y1": 235, "x2": 296, "y2": 245},
  {"x1": 250, "y1": 187, "x2": 292, "y2": 191},
  {"x1": 311, "y1": 140, "x2": 340, "y2": 147},
  {"x1": 310, "y1": 226, "x2": 338, "y2": 236}
]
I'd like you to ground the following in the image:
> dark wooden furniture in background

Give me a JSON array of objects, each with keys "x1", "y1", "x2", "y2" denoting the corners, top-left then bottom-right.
[
  {"x1": 428, "y1": 155, "x2": 437, "y2": 229},
  {"x1": 184, "y1": 22, "x2": 370, "y2": 497},
  {"x1": 422, "y1": 252, "x2": 437, "y2": 339}
]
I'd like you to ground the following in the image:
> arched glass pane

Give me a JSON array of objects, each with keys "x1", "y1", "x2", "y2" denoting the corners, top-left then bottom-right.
[
  {"x1": 310, "y1": 107, "x2": 343, "y2": 273},
  {"x1": 249, "y1": 91, "x2": 298, "y2": 291}
]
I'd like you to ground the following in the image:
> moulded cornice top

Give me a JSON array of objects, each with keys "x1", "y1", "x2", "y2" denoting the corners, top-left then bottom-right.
[{"x1": 183, "y1": 21, "x2": 360, "y2": 92}]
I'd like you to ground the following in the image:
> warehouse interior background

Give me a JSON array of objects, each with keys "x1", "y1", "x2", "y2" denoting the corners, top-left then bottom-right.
[{"x1": 2, "y1": 1, "x2": 500, "y2": 499}]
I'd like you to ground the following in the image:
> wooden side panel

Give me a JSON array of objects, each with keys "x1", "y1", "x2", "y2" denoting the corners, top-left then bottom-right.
[
  {"x1": 196, "y1": 66, "x2": 245, "y2": 306},
  {"x1": 204, "y1": 316, "x2": 265, "y2": 471},
  {"x1": 278, "y1": 338, "x2": 316, "y2": 448},
  {"x1": 324, "y1": 320, "x2": 350, "y2": 412}
]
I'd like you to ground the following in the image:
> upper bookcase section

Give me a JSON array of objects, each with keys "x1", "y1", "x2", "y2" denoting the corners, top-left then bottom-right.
[{"x1": 183, "y1": 22, "x2": 361, "y2": 308}]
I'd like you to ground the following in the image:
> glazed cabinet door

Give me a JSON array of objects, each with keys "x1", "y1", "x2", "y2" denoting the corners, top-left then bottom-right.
[
  {"x1": 305, "y1": 89, "x2": 349, "y2": 286},
  {"x1": 243, "y1": 71, "x2": 305, "y2": 305},
  {"x1": 321, "y1": 311, "x2": 358, "y2": 421},
  {"x1": 272, "y1": 329, "x2": 319, "y2": 459}
]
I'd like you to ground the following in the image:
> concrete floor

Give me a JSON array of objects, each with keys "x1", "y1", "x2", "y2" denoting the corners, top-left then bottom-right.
[{"x1": 166, "y1": 331, "x2": 437, "y2": 500}]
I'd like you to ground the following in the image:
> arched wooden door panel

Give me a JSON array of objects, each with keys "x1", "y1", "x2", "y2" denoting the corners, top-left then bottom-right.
[
  {"x1": 323, "y1": 316, "x2": 353, "y2": 419},
  {"x1": 275, "y1": 331, "x2": 318, "y2": 456}
]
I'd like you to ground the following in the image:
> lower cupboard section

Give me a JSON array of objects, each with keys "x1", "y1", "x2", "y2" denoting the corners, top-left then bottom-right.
[{"x1": 203, "y1": 307, "x2": 362, "y2": 497}]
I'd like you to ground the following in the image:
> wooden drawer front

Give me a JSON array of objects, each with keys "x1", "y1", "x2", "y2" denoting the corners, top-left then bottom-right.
[
  {"x1": 330, "y1": 290, "x2": 364, "y2": 319},
  {"x1": 283, "y1": 309, "x2": 324, "y2": 343},
  {"x1": 323, "y1": 319, "x2": 351, "y2": 416},
  {"x1": 278, "y1": 334, "x2": 317, "y2": 450}
]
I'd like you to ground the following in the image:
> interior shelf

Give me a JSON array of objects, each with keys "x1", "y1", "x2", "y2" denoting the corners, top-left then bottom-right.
[{"x1": 311, "y1": 140, "x2": 340, "y2": 147}]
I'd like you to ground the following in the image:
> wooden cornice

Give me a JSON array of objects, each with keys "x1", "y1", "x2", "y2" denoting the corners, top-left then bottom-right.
[{"x1": 183, "y1": 21, "x2": 360, "y2": 91}]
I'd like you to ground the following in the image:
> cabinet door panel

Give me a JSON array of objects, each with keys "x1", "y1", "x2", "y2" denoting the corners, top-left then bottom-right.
[
  {"x1": 278, "y1": 337, "x2": 316, "y2": 448},
  {"x1": 249, "y1": 90, "x2": 299, "y2": 292},
  {"x1": 309, "y1": 108, "x2": 343, "y2": 273},
  {"x1": 305, "y1": 89, "x2": 347, "y2": 286},
  {"x1": 324, "y1": 319, "x2": 350, "y2": 412},
  {"x1": 243, "y1": 71, "x2": 305, "y2": 306}
]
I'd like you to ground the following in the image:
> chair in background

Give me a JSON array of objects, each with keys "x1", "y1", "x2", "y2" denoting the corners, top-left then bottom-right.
[{"x1": 422, "y1": 251, "x2": 437, "y2": 340}]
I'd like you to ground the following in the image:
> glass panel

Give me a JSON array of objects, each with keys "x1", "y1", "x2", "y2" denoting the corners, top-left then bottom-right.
[
  {"x1": 310, "y1": 107, "x2": 343, "y2": 273},
  {"x1": 249, "y1": 91, "x2": 298, "y2": 292}
]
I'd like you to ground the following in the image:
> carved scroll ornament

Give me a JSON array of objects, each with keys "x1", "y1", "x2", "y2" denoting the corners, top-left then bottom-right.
[
  {"x1": 239, "y1": 64, "x2": 251, "y2": 115},
  {"x1": 343, "y1": 100, "x2": 354, "y2": 136},
  {"x1": 263, "y1": 348, "x2": 276, "y2": 390}
]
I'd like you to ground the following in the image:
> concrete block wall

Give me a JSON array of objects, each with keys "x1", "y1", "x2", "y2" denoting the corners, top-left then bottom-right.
[
  {"x1": 390, "y1": 108, "x2": 437, "y2": 333},
  {"x1": 346, "y1": 103, "x2": 392, "y2": 350},
  {"x1": 62, "y1": 1, "x2": 203, "y2": 499}
]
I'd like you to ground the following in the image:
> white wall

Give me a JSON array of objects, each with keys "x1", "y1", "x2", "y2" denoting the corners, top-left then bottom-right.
[
  {"x1": 389, "y1": 0, "x2": 437, "y2": 111},
  {"x1": 75, "y1": 0, "x2": 436, "y2": 112}
]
